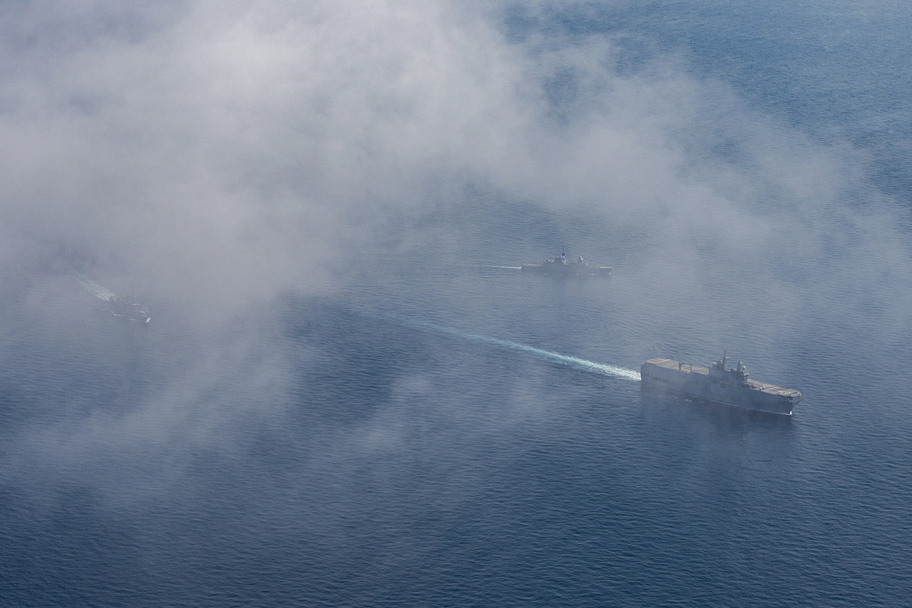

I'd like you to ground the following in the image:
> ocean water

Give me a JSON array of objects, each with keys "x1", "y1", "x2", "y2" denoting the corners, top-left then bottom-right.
[{"x1": 2, "y1": 2, "x2": 912, "y2": 607}]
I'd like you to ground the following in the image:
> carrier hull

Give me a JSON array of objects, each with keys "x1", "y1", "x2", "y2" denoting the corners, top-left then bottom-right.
[{"x1": 641, "y1": 358, "x2": 801, "y2": 415}]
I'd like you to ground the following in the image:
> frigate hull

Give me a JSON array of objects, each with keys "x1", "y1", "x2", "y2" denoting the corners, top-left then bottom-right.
[
  {"x1": 641, "y1": 357, "x2": 802, "y2": 415},
  {"x1": 521, "y1": 262, "x2": 611, "y2": 276},
  {"x1": 521, "y1": 251, "x2": 611, "y2": 276}
]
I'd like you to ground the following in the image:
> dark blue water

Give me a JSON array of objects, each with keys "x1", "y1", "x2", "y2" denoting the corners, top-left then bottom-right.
[{"x1": 3, "y1": 2, "x2": 912, "y2": 606}]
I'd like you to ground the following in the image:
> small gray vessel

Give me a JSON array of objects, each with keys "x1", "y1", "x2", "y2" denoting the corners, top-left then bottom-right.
[
  {"x1": 106, "y1": 295, "x2": 151, "y2": 324},
  {"x1": 521, "y1": 250, "x2": 611, "y2": 276},
  {"x1": 640, "y1": 353, "x2": 802, "y2": 415}
]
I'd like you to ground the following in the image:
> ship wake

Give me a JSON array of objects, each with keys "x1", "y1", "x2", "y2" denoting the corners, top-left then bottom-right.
[
  {"x1": 387, "y1": 312, "x2": 641, "y2": 382},
  {"x1": 77, "y1": 277, "x2": 116, "y2": 301}
]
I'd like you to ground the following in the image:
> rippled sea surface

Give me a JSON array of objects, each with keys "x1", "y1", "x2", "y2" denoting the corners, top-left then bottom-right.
[
  {"x1": 2, "y1": 2, "x2": 912, "y2": 606},
  {"x1": 2, "y1": 254, "x2": 910, "y2": 607}
]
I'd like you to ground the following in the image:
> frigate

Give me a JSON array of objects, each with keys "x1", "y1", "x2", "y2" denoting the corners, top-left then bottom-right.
[
  {"x1": 105, "y1": 295, "x2": 151, "y2": 324},
  {"x1": 521, "y1": 250, "x2": 611, "y2": 276},
  {"x1": 640, "y1": 353, "x2": 801, "y2": 414}
]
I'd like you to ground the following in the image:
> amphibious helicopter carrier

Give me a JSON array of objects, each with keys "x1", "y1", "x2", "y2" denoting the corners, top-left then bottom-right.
[
  {"x1": 640, "y1": 353, "x2": 802, "y2": 415},
  {"x1": 521, "y1": 250, "x2": 611, "y2": 276}
]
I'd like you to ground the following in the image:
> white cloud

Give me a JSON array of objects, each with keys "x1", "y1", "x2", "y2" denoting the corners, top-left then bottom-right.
[{"x1": 1, "y1": 0, "x2": 909, "y2": 370}]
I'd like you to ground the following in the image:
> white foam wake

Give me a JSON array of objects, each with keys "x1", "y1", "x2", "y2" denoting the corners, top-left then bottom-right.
[
  {"x1": 388, "y1": 313, "x2": 641, "y2": 382},
  {"x1": 77, "y1": 277, "x2": 116, "y2": 301}
]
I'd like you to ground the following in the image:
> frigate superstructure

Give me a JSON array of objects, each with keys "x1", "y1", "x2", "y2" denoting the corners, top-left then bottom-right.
[
  {"x1": 521, "y1": 250, "x2": 611, "y2": 276},
  {"x1": 640, "y1": 353, "x2": 801, "y2": 414}
]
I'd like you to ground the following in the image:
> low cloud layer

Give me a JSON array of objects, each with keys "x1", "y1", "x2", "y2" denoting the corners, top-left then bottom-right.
[
  {"x1": 2, "y1": 1, "x2": 534, "y2": 311},
  {"x1": 4, "y1": 0, "x2": 903, "y2": 314},
  {"x1": 2, "y1": 0, "x2": 912, "y2": 474}
]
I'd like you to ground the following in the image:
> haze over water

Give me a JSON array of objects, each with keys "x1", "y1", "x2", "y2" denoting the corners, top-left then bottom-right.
[{"x1": 1, "y1": 1, "x2": 911, "y2": 606}]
